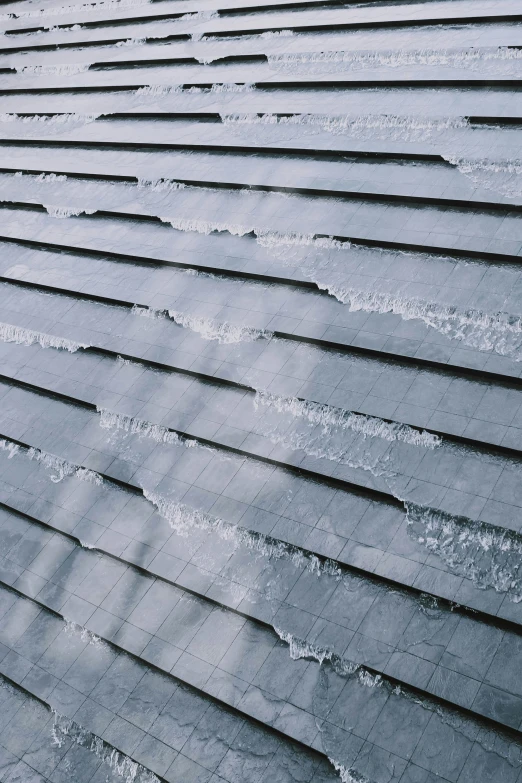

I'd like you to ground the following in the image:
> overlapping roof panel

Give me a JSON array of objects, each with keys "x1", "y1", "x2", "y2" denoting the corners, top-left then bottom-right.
[{"x1": 0, "y1": 1, "x2": 521, "y2": 781}]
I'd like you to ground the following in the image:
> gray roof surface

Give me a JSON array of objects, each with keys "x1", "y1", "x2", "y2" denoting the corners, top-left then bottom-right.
[{"x1": 0, "y1": 1, "x2": 521, "y2": 781}]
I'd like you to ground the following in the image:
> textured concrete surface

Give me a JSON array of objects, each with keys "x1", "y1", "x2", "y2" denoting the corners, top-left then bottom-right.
[{"x1": 0, "y1": 0, "x2": 521, "y2": 781}]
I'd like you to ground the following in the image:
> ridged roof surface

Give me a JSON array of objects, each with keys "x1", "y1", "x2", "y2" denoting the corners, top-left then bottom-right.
[{"x1": 0, "y1": 0, "x2": 521, "y2": 781}]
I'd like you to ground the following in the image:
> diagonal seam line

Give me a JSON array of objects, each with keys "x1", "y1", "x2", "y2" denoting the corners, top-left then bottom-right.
[
  {"x1": 0, "y1": 671, "x2": 171, "y2": 783},
  {"x1": 1, "y1": 322, "x2": 521, "y2": 463},
  {"x1": 0, "y1": 164, "x2": 519, "y2": 213},
  {"x1": 2, "y1": 374, "x2": 522, "y2": 604},
  {"x1": 0, "y1": 138, "x2": 445, "y2": 164},
  {"x1": 4, "y1": 10, "x2": 522, "y2": 38},
  {"x1": 2, "y1": 483, "x2": 522, "y2": 638},
  {"x1": 0, "y1": 78, "x2": 521, "y2": 95},
  {"x1": 0, "y1": 509, "x2": 521, "y2": 742},
  {"x1": 0, "y1": 200, "x2": 522, "y2": 264},
  {"x1": 0, "y1": 373, "x2": 402, "y2": 508},
  {"x1": 0, "y1": 198, "x2": 520, "y2": 265},
  {"x1": 0, "y1": 576, "x2": 326, "y2": 758},
  {"x1": 3, "y1": 271, "x2": 522, "y2": 391}
]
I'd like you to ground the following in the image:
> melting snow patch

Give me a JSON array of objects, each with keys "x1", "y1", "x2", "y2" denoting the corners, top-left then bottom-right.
[
  {"x1": 27, "y1": 446, "x2": 103, "y2": 484},
  {"x1": 260, "y1": 29, "x2": 294, "y2": 38},
  {"x1": 0, "y1": 439, "x2": 19, "y2": 459},
  {"x1": 35, "y1": 172, "x2": 67, "y2": 183},
  {"x1": 116, "y1": 36, "x2": 146, "y2": 46},
  {"x1": 220, "y1": 112, "x2": 469, "y2": 140},
  {"x1": 63, "y1": 619, "x2": 104, "y2": 646},
  {"x1": 144, "y1": 487, "x2": 341, "y2": 579},
  {"x1": 2, "y1": 0, "x2": 151, "y2": 20},
  {"x1": 407, "y1": 502, "x2": 522, "y2": 602},
  {"x1": 16, "y1": 63, "x2": 90, "y2": 75},
  {"x1": 161, "y1": 215, "x2": 253, "y2": 236},
  {"x1": 44, "y1": 205, "x2": 96, "y2": 218},
  {"x1": 52, "y1": 711, "x2": 160, "y2": 782},
  {"x1": 97, "y1": 407, "x2": 182, "y2": 445},
  {"x1": 168, "y1": 309, "x2": 271, "y2": 344},
  {"x1": 267, "y1": 47, "x2": 522, "y2": 75},
  {"x1": 0, "y1": 321, "x2": 88, "y2": 352},
  {"x1": 254, "y1": 391, "x2": 441, "y2": 448},
  {"x1": 137, "y1": 177, "x2": 186, "y2": 192},
  {"x1": 0, "y1": 112, "x2": 100, "y2": 125}
]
